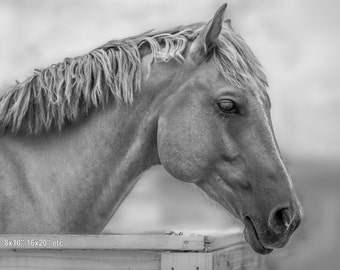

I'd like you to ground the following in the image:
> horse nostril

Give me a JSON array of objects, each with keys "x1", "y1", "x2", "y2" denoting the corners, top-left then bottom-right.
[{"x1": 268, "y1": 206, "x2": 292, "y2": 233}]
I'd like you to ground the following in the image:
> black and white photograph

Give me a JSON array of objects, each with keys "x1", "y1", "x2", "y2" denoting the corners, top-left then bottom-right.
[{"x1": 0, "y1": 0, "x2": 339, "y2": 269}]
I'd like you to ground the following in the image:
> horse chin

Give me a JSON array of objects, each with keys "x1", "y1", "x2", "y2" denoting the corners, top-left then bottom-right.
[{"x1": 243, "y1": 217, "x2": 273, "y2": 255}]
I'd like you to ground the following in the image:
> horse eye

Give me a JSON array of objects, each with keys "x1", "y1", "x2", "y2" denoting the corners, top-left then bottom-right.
[{"x1": 217, "y1": 100, "x2": 237, "y2": 114}]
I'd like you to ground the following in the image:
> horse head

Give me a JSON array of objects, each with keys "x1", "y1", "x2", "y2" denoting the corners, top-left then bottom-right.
[{"x1": 156, "y1": 4, "x2": 302, "y2": 254}]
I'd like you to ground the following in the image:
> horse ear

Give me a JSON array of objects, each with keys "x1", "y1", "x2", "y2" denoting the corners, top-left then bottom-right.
[{"x1": 190, "y1": 3, "x2": 227, "y2": 64}]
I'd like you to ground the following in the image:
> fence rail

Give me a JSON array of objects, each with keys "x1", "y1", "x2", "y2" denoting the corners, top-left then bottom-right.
[{"x1": 0, "y1": 231, "x2": 262, "y2": 270}]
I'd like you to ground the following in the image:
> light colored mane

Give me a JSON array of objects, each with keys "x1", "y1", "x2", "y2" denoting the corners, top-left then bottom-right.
[{"x1": 0, "y1": 22, "x2": 267, "y2": 135}]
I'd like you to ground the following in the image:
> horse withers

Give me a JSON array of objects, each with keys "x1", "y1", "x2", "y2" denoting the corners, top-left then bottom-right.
[{"x1": 0, "y1": 3, "x2": 302, "y2": 254}]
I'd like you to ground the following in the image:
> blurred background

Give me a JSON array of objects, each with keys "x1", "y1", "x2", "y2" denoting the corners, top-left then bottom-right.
[{"x1": 1, "y1": 0, "x2": 339, "y2": 269}]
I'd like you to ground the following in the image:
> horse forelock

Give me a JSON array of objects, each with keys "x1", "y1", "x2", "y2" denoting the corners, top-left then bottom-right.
[
  {"x1": 0, "y1": 22, "x2": 267, "y2": 135},
  {"x1": 213, "y1": 25, "x2": 268, "y2": 90}
]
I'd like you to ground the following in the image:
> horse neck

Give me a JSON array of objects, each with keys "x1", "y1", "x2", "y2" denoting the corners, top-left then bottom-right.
[
  {"x1": 65, "y1": 55, "x2": 186, "y2": 232},
  {"x1": 64, "y1": 55, "x2": 186, "y2": 232},
  {"x1": 64, "y1": 91, "x2": 165, "y2": 232},
  {"x1": 0, "y1": 52, "x2": 182, "y2": 233},
  {"x1": 89, "y1": 101, "x2": 160, "y2": 230}
]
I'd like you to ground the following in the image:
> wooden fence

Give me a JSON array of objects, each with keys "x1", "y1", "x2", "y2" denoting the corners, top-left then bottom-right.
[{"x1": 0, "y1": 231, "x2": 263, "y2": 269}]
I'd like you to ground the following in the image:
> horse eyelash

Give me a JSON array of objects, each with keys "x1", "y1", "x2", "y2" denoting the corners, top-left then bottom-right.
[
  {"x1": 216, "y1": 110, "x2": 231, "y2": 123},
  {"x1": 224, "y1": 116, "x2": 231, "y2": 124}
]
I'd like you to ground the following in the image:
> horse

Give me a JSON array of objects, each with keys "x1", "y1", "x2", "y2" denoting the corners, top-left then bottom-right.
[{"x1": 0, "y1": 4, "x2": 302, "y2": 254}]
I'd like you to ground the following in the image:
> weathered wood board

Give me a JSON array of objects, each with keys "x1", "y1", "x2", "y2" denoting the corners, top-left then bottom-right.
[{"x1": 0, "y1": 231, "x2": 262, "y2": 270}]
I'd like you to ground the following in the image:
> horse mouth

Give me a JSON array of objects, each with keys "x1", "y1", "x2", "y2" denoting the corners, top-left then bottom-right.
[{"x1": 243, "y1": 217, "x2": 273, "y2": 255}]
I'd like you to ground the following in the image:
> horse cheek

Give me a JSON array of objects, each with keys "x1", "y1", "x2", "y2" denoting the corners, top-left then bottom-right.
[{"x1": 157, "y1": 111, "x2": 212, "y2": 182}]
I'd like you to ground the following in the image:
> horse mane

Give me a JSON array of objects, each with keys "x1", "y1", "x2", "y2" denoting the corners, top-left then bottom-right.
[{"x1": 0, "y1": 22, "x2": 267, "y2": 135}]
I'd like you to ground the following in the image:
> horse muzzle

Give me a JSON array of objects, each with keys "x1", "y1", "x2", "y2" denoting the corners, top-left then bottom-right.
[
  {"x1": 243, "y1": 206, "x2": 302, "y2": 255},
  {"x1": 243, "y1": 216, "x2": 273, "y2": 255}
]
